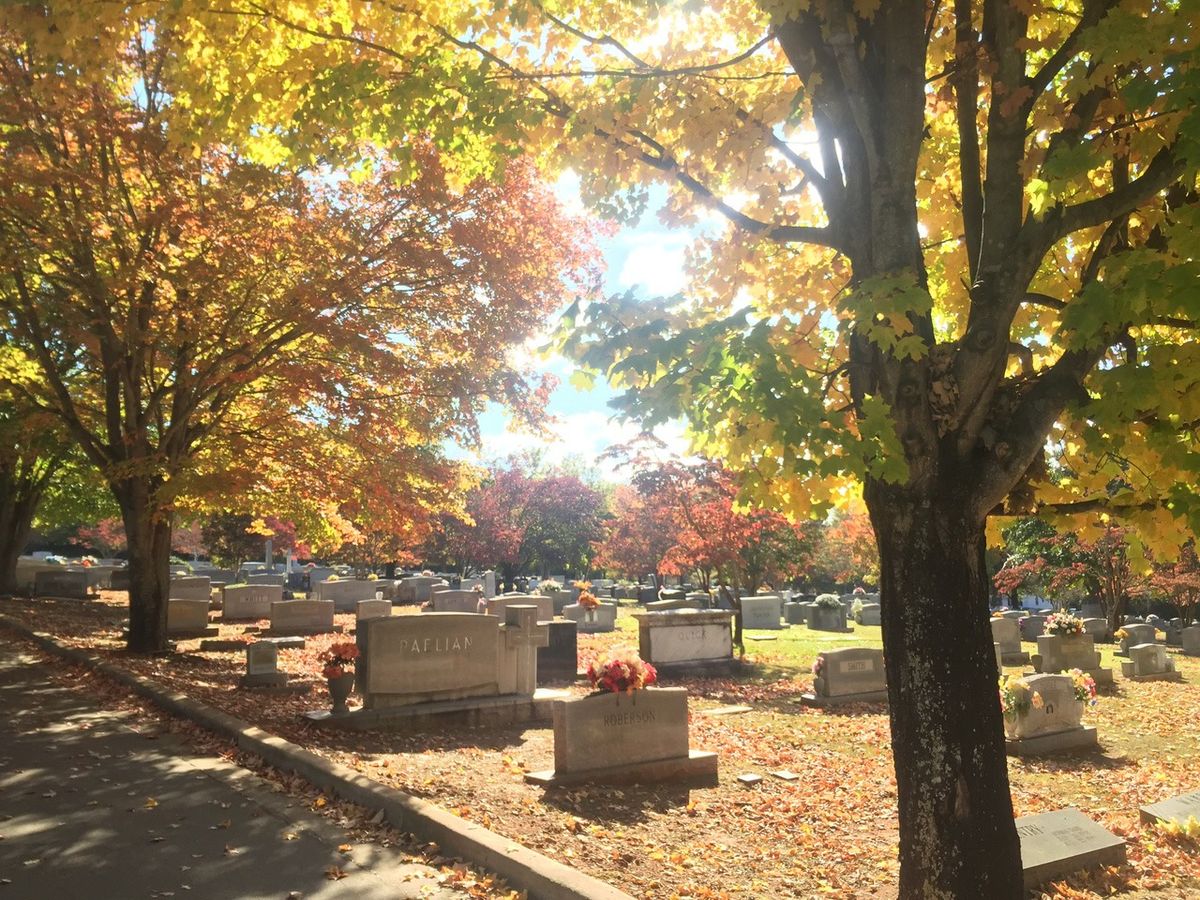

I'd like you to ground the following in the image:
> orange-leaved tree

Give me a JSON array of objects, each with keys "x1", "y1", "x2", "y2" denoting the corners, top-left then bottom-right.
[{"x1": 0, "y1": 32, "x2": 600, "y2": 651}]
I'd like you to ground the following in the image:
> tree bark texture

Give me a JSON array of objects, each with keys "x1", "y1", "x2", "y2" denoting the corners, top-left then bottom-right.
[
  {"x1": 868, "y1": 486, "x2": 1023, "y2": 899},
  {"x1": 114, "y1": 478, "x2": 173, "y2": 653},
  {"x1": 0, "y1": 460, "x2": 55, "y2": 596}
]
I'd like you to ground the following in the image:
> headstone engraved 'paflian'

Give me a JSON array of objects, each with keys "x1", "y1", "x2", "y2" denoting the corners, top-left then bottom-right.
[
  {"x1": 524, "y1": 687, "x2": 717, "y2": 786},
  {"x1": 1017, "y1": 808, "x2": 1126, "y2": 889}
]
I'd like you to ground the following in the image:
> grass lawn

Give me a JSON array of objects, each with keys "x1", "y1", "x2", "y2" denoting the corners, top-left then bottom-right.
[{"x1": 3, "y1": 594, "x2": 1199, "y2": 899}]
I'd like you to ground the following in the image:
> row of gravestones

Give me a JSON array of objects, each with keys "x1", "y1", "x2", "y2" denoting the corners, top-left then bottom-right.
[{"x1": 992, "y1": 616, "x2": 1199, "y2": 672}]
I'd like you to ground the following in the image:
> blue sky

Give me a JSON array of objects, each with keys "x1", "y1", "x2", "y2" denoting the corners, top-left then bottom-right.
[{"x1": 455, "y1": 173, "x2": 693, "y2": 481}]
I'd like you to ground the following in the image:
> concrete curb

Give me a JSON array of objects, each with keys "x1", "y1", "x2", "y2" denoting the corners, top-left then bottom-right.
[{"x1": 0, "y1": 614, "x2": 632, "y2": 900}]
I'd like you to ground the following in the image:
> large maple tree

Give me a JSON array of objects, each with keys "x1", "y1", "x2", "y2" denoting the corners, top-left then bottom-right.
[
  {"x1": 24, "y1": 0, "x2": 1200, "y2": 894},
  {"x1": 0, "y1": 29, "x2": 598, "y2": 652}
]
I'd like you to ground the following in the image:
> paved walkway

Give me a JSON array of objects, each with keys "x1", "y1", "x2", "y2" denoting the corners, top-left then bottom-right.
[{"x1": 0, "y1": 645, "x2": 462, "y2": 899}]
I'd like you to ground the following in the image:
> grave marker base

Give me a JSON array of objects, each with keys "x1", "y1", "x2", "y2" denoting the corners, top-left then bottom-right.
[
  {"x1": 167, "y1": 626, "x2": 220, "y2": 639},
  {"x1": 525, "y1": 749, "x2": 717, "y2": 788},
  {"x1": 238, "y1": 672, "x2": 290, "y2": 689},
  {"x1": 1139, "y1": 789, "x2": 1200, "y2": 825},
  {"x1": 1119, "y1": 667, "x2": 1183, "y2": 683},
  {"x1": 303, "y1": 688, "x2": 568, "y2": 731},
  {"x1": 797, "y1": 689, "x2": 888, "y2": 707},
  {"x1": 1005, "y1": 725, "x2": 1098, "y2": 757}
]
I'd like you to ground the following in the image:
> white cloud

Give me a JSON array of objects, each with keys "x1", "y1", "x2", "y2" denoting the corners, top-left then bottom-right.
[{"x1": 617, "y1": 232, "x2": 689, "y2": 297}]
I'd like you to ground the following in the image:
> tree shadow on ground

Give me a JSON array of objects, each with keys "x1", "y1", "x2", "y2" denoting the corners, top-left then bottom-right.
[{"x1": 534, "y1": 782, "x2": 695, "y2": 826}]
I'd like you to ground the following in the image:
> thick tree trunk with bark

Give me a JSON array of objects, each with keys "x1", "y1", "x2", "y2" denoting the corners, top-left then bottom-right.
[
  {"x1": 868, "y1": 485, "x2": 1023, "y2": 899},
  {"x1": 0, "y1": 465, "x2": 54, "y2": 596},
  {"x1": 114, "y1": 479, "x2": 173, "y2": 654}
]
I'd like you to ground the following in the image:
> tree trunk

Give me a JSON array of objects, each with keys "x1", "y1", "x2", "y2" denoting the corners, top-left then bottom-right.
[
  {"x1": 0, "y1": 469, "x2": 51, "y2": 596},
  {"x1": 1105, "y1": 593, "x2": 1128, "y2": 635},
  {"x1": 869, "y1": 490, "x2": 1023, "y2": 898},
  {"x1": 114, "y1": 479, "x2": 173, "y2": 653}
]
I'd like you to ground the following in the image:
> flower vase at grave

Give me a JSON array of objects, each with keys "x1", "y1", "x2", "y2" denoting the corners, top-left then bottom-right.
[{"x1": 327, "y1": 672, "x2": 355, "y2": 715}]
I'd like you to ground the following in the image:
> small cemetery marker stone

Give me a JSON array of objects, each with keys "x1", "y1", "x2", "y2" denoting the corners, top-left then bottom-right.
[
  {"x1": 1017, "y1": 808, "x2": 1126, "y2": 889},
  {"x1": 737, "y1": 774, "x2": 763, "y2": 787},
  {"x1": 33, "y1": 570, "x2": 90, "y2": 600},
  {"x1": 268, "y1": 599, "x2": 336, "y2": 636},
  {"x1": 239, "y1": 642, "x2": 287, "y2": 688},
  {"x1": 562, "y1": 602, "x2": 617, "y2": 633},
  {"x1": 166, "y1": 599, "x2": 216, "y2": 637},
  {"x1": 525, "y1": 687, "x2": 717, "y2": 787},
  {"x1": 992, "y1": 617, "x2": 1029, "y2": 665},
  {"x1": 1139, "y1": 789, "x2": 1200, "y2": 826},
  {"x1": 1120, "y1": 643, "x2": 1182, "y2": 682},
  {"x1": 802, "y1": 648, "x2": 887, "y2": 707},
  {"x1": 740, "y1": 595, "x2": 785, "y2": 630}
]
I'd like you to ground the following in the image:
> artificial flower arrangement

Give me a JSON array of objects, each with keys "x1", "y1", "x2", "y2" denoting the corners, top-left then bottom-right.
[
  {"x1": 319, "y1": 642, "x2": 360, "y2": 680},
  {"x1": 1114, "y1": 628, "x2": 1129, "y2": 641},
  {"x1": 573, "y1": 579, "x2": 593, "y2": 591},
  {"x1": 1045, "y1": 611, "x2": 1085, "y2": 636},
  {"x1": 326, "y1": 574, "x2": 339, "y2": 582},
  {"x1": 814, "y1": 593, "x2": 843, "y2": 609},
  {"x1": 999, "y1": 674, "x2": 1040, "y2": 719},
  {"x1": 1070, "y1": 667, "x2": 1098, "y2": 705},
  {"x1": 587, "y1": 653, "x2": 658, "y2": 694},
  {"x1": 537, "y1": 580, "x2": 563, "y2": 595},
  {"x1": 578, "y1": 589, "x2": 601, "y2": 610},
  {"x1": 367, "y1": 573, "x2": 379, "y2": 581}
]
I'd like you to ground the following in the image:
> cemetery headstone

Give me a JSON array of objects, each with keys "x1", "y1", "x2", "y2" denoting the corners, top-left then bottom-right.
[
  {"x1": 166, "y1": 598, "x2": 217, "y2": 637},
  {"x1": 1118, "y1": 623, "x2": 1156, "y2": 656},
  {"x1": 1120, "y1": 643, "x2": 1182, "y2": 682},
  {"x1": 268, "y1": 599, "x2": 336, "y2": 636},
  {"x1": 33, "y1": 570, "x2": 90, "y2": 600},
  {"x1": 169, "y1": 575, "x2": 212, "y2": 603},
  {"x1": 854, "y1": 602, "x2": 881, "y2": 626},
  {"x1": 1182, "y1": 624, "x2": 1200, "y2": 657},
  {"x1": 810, "y1": 601, "x2": 852, "y2": 633},
  {"x1": 563, "y1": 602, "x2": 618, "y2": 633},
  {"x1": 1139, "y1": 789, "x2": 1200, "y2": 827},
  {"x1": 991, "y1": 617, "x2": 1029, "y2": 665},
  {"x1": 740, "y1": 595, "x2": 785, "y2": 630},
  {"x1": 222, "y1": 584, "x2": 282, "y2": 620},
  {"x1": 1004, "y1": 673, "x2": 1097, "y2": 756},
  {"x1": 247, "y1": 573, "x2": 286, "y2": 587},
  {"x1": 801, "y1": 647, "x2": 887, "y2": 707},
  {"x1": 483, "y1": 570, "x2": 497, "y2": 598},
  {"x1": 1017, "y1": 808, "x2": 1126, "y2": 889},
  {"x1": 396, "y1": 576, "x2": 448, "y2": 605},
  {"x1": 548, "y1": 589, "x2": 576, "y2": 615},
  {"x1": 488, "y1": 594, "x2": 554, "y2": 621},
  {"x1": 1019, "y1": 614, "x2": 1049, "y2": 641},
  {"x1": 783, "y1": 602, "x2": 807, "y2": 626},
  {"x1": 1081, "y1": 618, "x2": 1110, "y2": 642},
  {"x1": 525, "y1": 687, "x2": 718, "y2": 787},
  {"x1": 356, "y1": 598, "x2": 392, "y2": 623},
  {"x1": 1079, "y1": 602, "x2": 1105, "y2": 620},
  {"x1": 634, "y1": 610, "x2": 734, "y2": 670},
  {"x1": 426, "y1": 589, "x2": 481, "y2": 613},
  {"x1": 538, "y1": 619, "x2": 579, "y2": 683},
  {"x1": 239, "y1": 641, "x2": 288, "y2": 688},
  {"x1": 646, "y1": 597, "x2": 704, "y2": 612},
  {"x1": 316, "y1": 578, "x2": 378, "y2": 612},
  {"x1": 1031, "y1": 633, "x2": 1114, "y2": 685}
]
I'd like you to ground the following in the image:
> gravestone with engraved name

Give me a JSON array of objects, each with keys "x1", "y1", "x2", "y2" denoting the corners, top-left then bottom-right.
[
  {"x1": 992, "y1": 617, "x2": 1030, "y2": 665},
  {"x1": 1032, "y1": 633, "x2": 1113, "y2": 685},
  {"x1": 525, "y1": 687, "x2": 717, "y2": 787},
  {"x1": 239, "y1": 641, "x2": 288, "y2": 688},
  {"x1": 1004, "y1": 673, "x2": 1097, "y2": 755},
  {"x1": 1120, "y1": 643, "x2": 1182, "y2": 682},
  {"x1": 1139, "y1": 789, "x2": 1200, "y2": 826},
  {"x1": 358, "y1": 608, "x2": 547, "y2": 709},
  {"x1": 741, "y1": 595, "x2": 785, "y2": 630},
  {"x1": 268, "y1": 599, "x2": 336, "y2": 635},
  {"x1": 222, "y1": 584, "x2": 282, "y2": 620},
  {"x1": 1017, "y1": 808, "x2": 1126, "y2": 889},
  {"x1": 635, "y1": 610, "x2": 734, "y2": 670},
  {"x1": 33, "y1": 570, "x2": 90, "y2": 600},
  {"x1": 802, "y1": 647, "x2": 887, "y2": 707}
]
